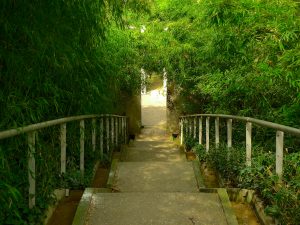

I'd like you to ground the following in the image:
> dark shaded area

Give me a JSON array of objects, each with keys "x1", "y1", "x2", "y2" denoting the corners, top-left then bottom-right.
[{"x1": 47, "y1": 165, "x2": 109, "y2": 225}]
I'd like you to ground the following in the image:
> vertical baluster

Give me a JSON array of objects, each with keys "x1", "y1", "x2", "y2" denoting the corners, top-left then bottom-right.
[
  {"x1": 111, "y1": 117, "x2": 115, "y2": 149},
  {"x1": 246, "y1": 122, "x2": 252, "y2": 166},
  {"x1": 189, "y1": 118, "x2": 192, "y2": 137},
  {"x1": 100, "y1": 117, "x2": 104, "y2": 158},
  {"x1": 180, "y1": 119, "x2": 184, "y2": 145},
  {"x1": 28, "y1": 131, "x2": 36, "y2": 208},
  {"x1": 92, "y1": 119, "x2": 96, "y2": 152},
  {"x1": 227, "y1": 119, "x2": 232, "y2": 148},
  {"x1": 80, "y1": 120, "x2": 85, "y2": 175},
  {"x1": 185, "y1": 119, "x2": 188, "y2": 138},
  {"x1": 206, "y1": 117, "x2": 210, "y2": 152},
  {"x1": 106, "y1": 116, "x2": 110, "y2": 153},
  {"x1": 125, "y1": 117, "x2": 128, "y2": 144},
  {"x1": 120, "y1": 117, "x2": 123, "y2": 144},
  {"x1": 122, "y1": 117, "x2": 126, "y2": 144},
  {"x1": 118, "y1": 117, "x2": 121, "y2": 146},
  {"x1": 60, "y1": 123, "x2": 67, "y2": 174},
  {"x1": 60, "y1": 123, "x2": 69, "y2": 196},
  {"x1": 215, "y1": 117, "x2": 220, "y2": 149},
  {"x1": 116, "y1": 117, "x2": 118, "y2": 148},
  {"x1": 193, "y1": 117, "x2": 196, "y2": 139},
  {"x1": 276, "y1": 131, "x2": 284, "y2": 182},
  {"x1": 199, "y1": 117, "x2": 202, "y2": 145},
  {"x1": 119, "y1": 117, "x2": 123, "y2": 145}
]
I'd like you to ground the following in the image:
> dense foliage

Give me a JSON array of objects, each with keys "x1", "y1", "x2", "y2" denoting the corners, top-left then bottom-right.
[
  {"x1": 131, "y1": 1, "x2": 300, "y2": 224},
  {"x1": 136, "y1": 0, "x2": 300, "y2": 128},
  {"x1": 1, "y1": 0, "x2": 300, "y2": 224},
  {"x1": 0, "y1": 0, "x2": 146, "y2": 129},
  {"x1": 196, "y1": 142, "x2": 300, "y2": 225},
  {"x1": 0, "y1": 1, "x2": 149, "y2": 224}
]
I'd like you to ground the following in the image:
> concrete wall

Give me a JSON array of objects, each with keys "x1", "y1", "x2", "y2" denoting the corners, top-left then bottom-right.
[
  {"x1": 125, "y1": 94, "x2": 141, "y2": 135},
  {"x1": 167, "y1": 82, "x2": 180, "y2": 134}
]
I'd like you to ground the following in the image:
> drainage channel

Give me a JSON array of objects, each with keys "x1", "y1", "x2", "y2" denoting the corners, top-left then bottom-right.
[
  {"x1": 199, "y1": 162, "x2": 261, "y2": 225},
  {"x1": 46, "y1": 165, "x2": 109, "y2": 225}
]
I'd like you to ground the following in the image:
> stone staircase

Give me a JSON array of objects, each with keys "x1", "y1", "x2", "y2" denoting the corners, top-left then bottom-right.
[{"x1": 72, "y1": 127, "x2": 238, "y2": 225}]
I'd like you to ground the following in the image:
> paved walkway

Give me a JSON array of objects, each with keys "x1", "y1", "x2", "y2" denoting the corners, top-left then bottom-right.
[
  {"x1": 141, "y1": 85, "x2": 166, "y2": 128},
  {"x1": 72, "y1": 84, "x2": 238, "y2": 225}
]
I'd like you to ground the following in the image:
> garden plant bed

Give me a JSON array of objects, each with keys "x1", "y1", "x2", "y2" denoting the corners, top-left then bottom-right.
[
  {"x1": 200, "y1": 162, "x2": 220, "y2": 188},
  {"x1": 198, "y1": 161, "x2": 272, "y2": 225},
  {"x1": 46, "y1": 165, "x2": 109, "y2": 225},
  {"x1": 231, "y1": 201, "x2": 261, "y2": 225},
  {"x1": 185, "y1": 150, "x2": 196, "y2": 161},
  {"x1": 227, "y1": 189, "x2": 277, "y2": 225}
]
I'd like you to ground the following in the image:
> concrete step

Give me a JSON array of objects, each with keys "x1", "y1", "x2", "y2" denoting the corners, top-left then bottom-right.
[
  {"x1": 138, "y1": 127, "x2": 169, "y2": 140},
  {"x1": 122, "y1": 147, "x2": 185, "y2": 162},
  {"x1": 112, "y1": 162, "x2": 199, "y2": 192},
  {"x1": 80, "y1": 192, "x2": 229, "y2": 225},
  {"x1": 125, "y1": 146, "x2": 180, "y2": 152},
  {"x1": 128, "y1": 140, "x2": 176, "y2": 149}
]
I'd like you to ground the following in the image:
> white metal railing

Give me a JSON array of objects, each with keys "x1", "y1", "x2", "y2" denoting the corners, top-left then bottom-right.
[
  {"x1": 0, "y1": 114, "x2": 128, "y2": 209},
  {"x1": 180, "y1": 114, "x2": 300, "y2": 182}
]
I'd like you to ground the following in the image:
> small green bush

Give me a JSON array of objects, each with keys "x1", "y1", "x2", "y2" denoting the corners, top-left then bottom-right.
[
  {"x1": 194, "y1": 144, "x2": 206, "y2": 161},
  {"x1": 196, "y1": 143, "x2": 300, "y2": 224},
  {"x1": 184, "y1": 136, "x2": 197, "y2": 151}
]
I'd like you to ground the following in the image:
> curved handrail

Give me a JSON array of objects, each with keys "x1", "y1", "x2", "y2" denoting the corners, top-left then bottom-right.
[
  {"x1": 0, "y1": 113, "x2": 128, "y2": 209},
  {"x1": 179, "y1": 113, "x2": 299, "y2": 182},
  {"x1": 0, "y1": 114, "x2": 127, "y2": 140},
  {"x1": 180, "y1": 114, "x2": 300, "y2": 136}
]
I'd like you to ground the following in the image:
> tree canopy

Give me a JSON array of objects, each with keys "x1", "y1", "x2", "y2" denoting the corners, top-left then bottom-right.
[
  {"x1": 131, "y1": 0, "x2": 300, "y2": 127},
  {"x1": 0, "y1": 0, "x2": 150, "y2": 129},
  {"x1": 1, "y1": 0, "x2": 299, "y2": 224}
]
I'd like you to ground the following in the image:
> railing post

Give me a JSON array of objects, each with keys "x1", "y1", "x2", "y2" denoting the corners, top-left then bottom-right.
[
  {"x1": 206, "y1": 117, "x2": 210, "y2": 152},
  {"x1": 193, "y1": 117, "x2": 196, "y2": 139},
  {"x1": 276, "y1": 131, "x2": 284, "y2": 182},
  {"x1": 111, "y1": 117, "x2": 115, "y2": 149},
  {"x1": 180, "y1": 119, "x2": 184, "y2": 145},
  {"x1": 100, "y1": 117, "x2": 104, "y2": 158},
  {"x1": 92, "y1": 119, "x2": 96, "y2": 152},
  {"x1": 116, "y1": 117, "x2": 118, "y2": 147},
  {"x1": 189, "y1": 118, "x2": 192, "y2": 137},
  {"x1": 60, "y1": 123, "x2": 67, "y2": 174},
  {"x1": 199, "y1": 117, "x2": 202, "y2": 145},
  {"x1": 120, "y1": 117, "x2": 122, "y2": 139},
  {"x1": 227, "y1": 119, "x2": 232, "y2": 148},
  {"x1": 215, "y1": 117, "x2": 219, "y2": 149},
  {"x1": 28, "y1": 131, "x2": 36, "y2": 208},
  {"x1": 106, "y1": 116, "x2": 110, "y2": 153},
  {"x1": 123, "y1": 117, "x2": 126, "y2": 144},
  {"x1": 80, "y1": 120, "x2": 85, "y2": 175},
  {"x1": 118, "y1": 117, "x2": 121, "y2": 146},
  {"x1": 120, "y1": 118, "x2": 123, "y2": 144},
  {"x1": 185, "y1": 119, "x2": 188, "y2": 138},
  {"x1": 246, "y1": 122, "x2": 252, "y2": 166},
  {"x1": 125, "y1": 117, "x2": 128, "y2": 144}
]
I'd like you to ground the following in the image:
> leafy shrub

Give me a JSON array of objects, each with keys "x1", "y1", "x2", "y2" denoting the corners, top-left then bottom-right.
[
  {"x1": 0, "y1": 1, "x2": 150, "y2": 223},
  {"x1": 184, "y1": 136, "x2": 197, "y2": 151},
  {"x1": 139, "y1": 0, "x2": 300, "y2": 129},
  {"x1": 135, "y1": 0, "x2": 300, "y2": 224},
  {"x1": 194, "y1": 144, "x2": 206, "y2": 161},
  {"x1": 197, "y1": 142, "x2": 300, "y2": 224}
]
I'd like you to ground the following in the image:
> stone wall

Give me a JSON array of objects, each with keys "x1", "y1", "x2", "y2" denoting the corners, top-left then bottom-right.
[{"x1": 125, "y1": 94, "x2": 141, "y2": 135}]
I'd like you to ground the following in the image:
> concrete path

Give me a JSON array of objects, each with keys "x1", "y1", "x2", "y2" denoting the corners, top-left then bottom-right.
[
  {"x1": 113, "y1": 161, "x2": 198, "y2": 192},
  {"x1": 85, "y1": 192, "x2": 228, "y2": 225},
  {"x1": 72, "y1": 83, "x2": 238, "y2": 225},
  {"x1": 141, "y1": 86, "x2": 166, "y2": 128},
  {"x1": 72, "y1": 127, "x2": 238, "y2": 225},
  {"x1": 122, "y1": 147, "x2": 185, "y2": 162}
]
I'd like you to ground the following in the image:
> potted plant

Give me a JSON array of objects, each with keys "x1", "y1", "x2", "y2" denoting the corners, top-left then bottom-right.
[{"x1": 171, "y1": 133, "x2": 179, "y2": 141}]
